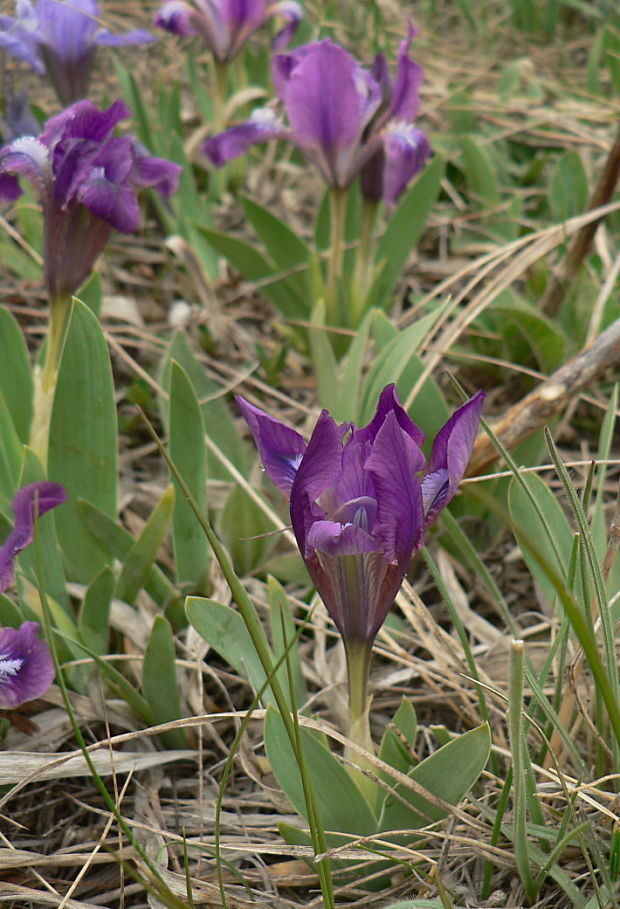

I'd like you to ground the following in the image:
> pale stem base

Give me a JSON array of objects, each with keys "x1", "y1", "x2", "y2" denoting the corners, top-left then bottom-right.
[
  {"x1": 344, "y1": 640, "x2": 376, "y2": 804},
  {"x1": 30, "y1": 295, "x2": 70, "y2": 468}
]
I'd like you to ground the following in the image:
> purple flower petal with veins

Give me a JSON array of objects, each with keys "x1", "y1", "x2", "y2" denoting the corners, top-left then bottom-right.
[
  {"x1": 0, "y1": 622, "x2": 55, "y2": 709},
  {"x1": 238, "y1": 385, "x2": 484, "y2": 647},
  {"x1": 0, "y1": 482, "x2": 67, "y2": 593}
]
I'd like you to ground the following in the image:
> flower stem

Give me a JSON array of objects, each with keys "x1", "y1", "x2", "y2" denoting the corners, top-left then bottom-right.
[
  {"x1": 351, "y1": 199, "x2": 378, "y2": 325},
  {"x1": 212, "y1": 60, "x2": 229, "y2": 131},
  {"x1": 344, "y1": 639, "x2": 376, "y2": 803},
  {"x1": 31, "y1": 294, "x2": 71, "y2": 468},
  {"x1": 325, "y1": 187, "x2": 348, "y2": 325}
]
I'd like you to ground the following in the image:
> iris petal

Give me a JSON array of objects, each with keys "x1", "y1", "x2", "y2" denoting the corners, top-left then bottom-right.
[
  {"x1": 424, "y1": 390, "x2": 485, "y2": 523},
  {"x1": 306, "y1": 520, "x2": 378, "y2": 557},
  {"x1": 0, "y1": 482, "x2": 67, "y2": 594},
  {"x1": 381, "y1": 124, "x2": 431, "y2": 207},
  {"x1": 0, "y1": 622, "x2": 55, "y2": 709},
  {"x1": 204, "y1": 109, "x2": 287, "y2": 165},
  {"x1": 236, "y1": 395, "x2": 307, "y2": 496},
  {"x1": 365, "y1": 410, "x2": 424, "y2": 564}
]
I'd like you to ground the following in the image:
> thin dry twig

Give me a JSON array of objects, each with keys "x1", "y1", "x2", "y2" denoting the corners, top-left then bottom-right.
[{"x1": 467, "y1": 315, "x2": 620, "y2": 476}]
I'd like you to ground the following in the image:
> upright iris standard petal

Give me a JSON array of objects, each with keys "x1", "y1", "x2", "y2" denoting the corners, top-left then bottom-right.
[
  {"x1": 278, "y1": 40, "x2": 380, "y2": 186},
  {"x1": 0, "y1": 99, "x2": 181, "y2": 299},
  {"x1": 364, "y1": 410, "x2": 425, "y2": 564},
  {"x1": 0, "y1": 482, "x2": 67, "y2": 593},
  {"x1": 422, "y1": 390, "x2": 486, "y2": 523},
  {"x1": 386, "y1": 21, "x2": 423, "y2": 122},
  {"x1": 355, "y1": 383, "x2": 425, "y2": 448},
  {"x1": 239, "y1": 385, "x2": 484, "y2": 649},
  {"x1": 206, "y1": 23, "x2": 429, "y2": 204},
  {"x1": 381, "y1": 123, "x2": 431, "y2": 207},
  {"x1": 0, "y1": 622, "x2": 55, "y2": 709}
]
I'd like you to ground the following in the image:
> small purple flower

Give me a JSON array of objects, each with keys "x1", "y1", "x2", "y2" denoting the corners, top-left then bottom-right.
[
  {"x1": 0, "y1": 622, "x2": 55, "y2": 709},
  {"x1": 154, "y1": 0, "x2": 302, "y2": 63},
  {"x1": 238, "y1": 385, "x2": 484, "y2": 646},
  {"x1": 0, "y1": 482, "x2": 67, "y2": 594},
  {"x1": 204, "y1": 23, "x2": 430, "y2": 205},
  {"x1": 0, "y1": 0, "x2": 154, "y2": 106},
  {"x1": 0, "y1": 99, "x2": 182, "y2": 300}
]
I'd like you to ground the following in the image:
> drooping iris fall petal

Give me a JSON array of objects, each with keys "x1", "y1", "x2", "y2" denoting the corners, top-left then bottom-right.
[{"x1": 0, "y1": 622, "x2": 55, "y2": 709}]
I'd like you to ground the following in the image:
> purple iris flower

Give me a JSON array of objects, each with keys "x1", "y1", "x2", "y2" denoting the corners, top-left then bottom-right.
[
  {"x1": 154, "y1": 0, "x2": 302, "y2": 62},
  {"x1": 0, "y1": 99, "x2": 182, "y2": 300},
  {"x1": 0, "y1": 482, "x2": 67, "y2": 594},
  {"x1": 0, "y1": 622, "x2": 55, "y2": 709},
  {"x1": 204, "y1": 23, "x2": 430, "y2": 205},
  {"x1": 237, "y1": 385, "x2": 485, "y2": 646},
  {"x1": 0, "y1": 0, "x2": 154, "y2": 105}
]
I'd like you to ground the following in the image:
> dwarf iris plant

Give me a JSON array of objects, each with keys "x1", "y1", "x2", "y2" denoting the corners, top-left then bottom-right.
[
  {"x1": 0, "y1": 99, "x2": 181, "y2": 464},
  {"x1": 0, "y1": 0, "x2": 154, "y2": 105},
  {"x1": 238, "y1": 385, "x2": 485, "y2": 765},
  {"x1": 155, "y1": 0, "x2": 302, "y2": 134},
  {"x1": 205, "y1": 24, "x2": 430, "y2": 324}
]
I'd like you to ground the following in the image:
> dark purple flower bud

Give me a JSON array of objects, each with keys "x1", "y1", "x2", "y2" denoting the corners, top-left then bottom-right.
[
  {"x1": 154, "y1": 0, "x2": 302, "y2": 63},
  {"x1": 0, "y1": 0, "x2": 154, "y2": 106},
  {"x1": 205, "y1": 21, "x2": 430, "y2": 205},
  {"x1": 0, "y1": 622, "x2": 55, "y2": 709},
  {"x1": 237, "y1": 384, "x2": 484, "y2": 647},
  {"x1": 0, "y1": 482, "x2": 67, "y2": 593},
  {"x1": 0, "y1": 100, "x2": 182, "y2": 300}
]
